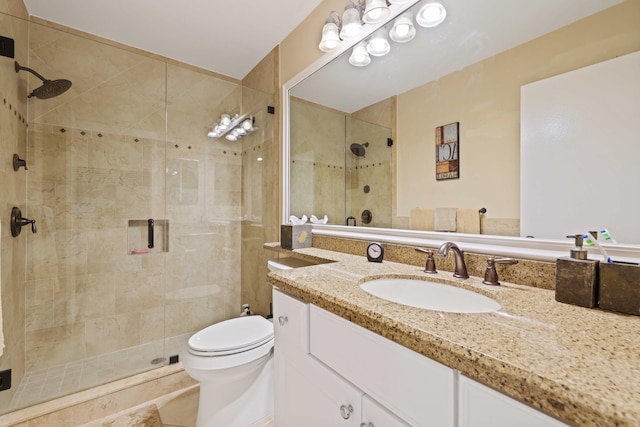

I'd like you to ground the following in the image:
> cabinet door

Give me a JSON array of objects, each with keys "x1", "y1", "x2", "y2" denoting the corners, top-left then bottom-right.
[
  {"x1": 459, "y1": 376, "x2": 569, "y2": 427},
  {"x1": 276, "y1": 351, "x2": 363, "y2": 427},
  {"x1": 274, "y1": 289, "x2": 362, "y2": 427},
  {"x1": 310, "y1": 305, "x2": 455, "y2": 427},
  {"x1": 273, "y1": 289, "x2": 310, "y2": 357},
  {"x1": 361, "y1": 395, "x2": 411, "y2": 427}
]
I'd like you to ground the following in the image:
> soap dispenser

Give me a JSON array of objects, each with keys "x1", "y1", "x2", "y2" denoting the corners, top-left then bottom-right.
[{"x1": 555, "y1": 234, "x2": 599, "y2": 308}]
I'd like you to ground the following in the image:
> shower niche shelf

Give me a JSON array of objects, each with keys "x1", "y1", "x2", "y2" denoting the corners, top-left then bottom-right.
[{"x1": 127, "y1": 219, "x2": 169, "y2": 254}]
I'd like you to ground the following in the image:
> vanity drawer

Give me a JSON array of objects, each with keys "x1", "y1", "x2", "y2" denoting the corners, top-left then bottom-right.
[
  {"x1": 310, "y1": 305, "x2": 456, "y2": 427},
  {"x1": 273, "y1": 289, "x2": 309, "y2": 356}
]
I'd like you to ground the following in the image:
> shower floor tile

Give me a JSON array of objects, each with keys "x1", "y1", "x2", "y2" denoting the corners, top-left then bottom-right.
[{"x1": 8, "y1": 335, "x2": 190, "y2": 411}]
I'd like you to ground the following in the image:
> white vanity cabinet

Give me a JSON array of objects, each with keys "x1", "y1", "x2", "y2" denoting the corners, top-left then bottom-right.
[
  {"x1": 273, "y1": 289, "x2": 453, "y2": 426},
  {"x1": 458, "y1": 375, "x2": 569, "y2": 427},
  {"x1": 273, "y1": 288, "x2": 569, "y2": 427}
]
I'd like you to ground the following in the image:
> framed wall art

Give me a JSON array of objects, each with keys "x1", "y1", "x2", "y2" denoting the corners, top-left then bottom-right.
[{"x1": 435, "y1": 122, "x2": 459, "y2": 180}]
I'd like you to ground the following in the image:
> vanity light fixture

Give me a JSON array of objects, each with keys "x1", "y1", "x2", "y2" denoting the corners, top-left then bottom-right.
[
  {"x1": 389, "y1": 10, "x2": 416, "y2": 43},
  {"x1": 207, "y1": 113, "x2": 256, "y2": 141},
  {"x1": 318, "y1": 0, "x2": 447, "y2": 66},
  {"x1": 366, "y1": 27, "x2": 391, "y2": 56},
  {"x1": 363, "y1": 0, "x2": 391, "y2": 24},
  {"x1": 416, "y1": 2, "x2": 447, "y2": 28},
  {"x1": 349, "y1": 41, "x2": 372, "y2": 66}
]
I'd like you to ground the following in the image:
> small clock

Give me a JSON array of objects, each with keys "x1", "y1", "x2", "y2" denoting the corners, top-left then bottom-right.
[{"x1": 366, "y1": 242, "x2": 384, "y2": 263}]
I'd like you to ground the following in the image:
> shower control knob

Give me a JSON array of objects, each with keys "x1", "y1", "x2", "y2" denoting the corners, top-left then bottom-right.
[
  {"x1": 10, "y1": 207, "x2": 37, "y2": 237},
  {"x1": 278, "y1": 316, "x2": 288, "y2": 326},
  {"x1": 339, "y1": 404, "x2": 353, "y2": 419}
]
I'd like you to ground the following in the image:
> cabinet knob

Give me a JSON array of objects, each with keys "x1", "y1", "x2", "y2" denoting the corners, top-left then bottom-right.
[
  {"x1": 339, "y1": 404, "x2": 353, "y2": 419},
  {"x1": 278, "y1": 315, "x2": 288, "y2": 326}
]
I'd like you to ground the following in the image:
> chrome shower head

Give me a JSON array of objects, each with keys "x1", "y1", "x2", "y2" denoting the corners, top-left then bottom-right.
[{"x1": 15, "y1": 61, "x2": 72, "y2": 99}]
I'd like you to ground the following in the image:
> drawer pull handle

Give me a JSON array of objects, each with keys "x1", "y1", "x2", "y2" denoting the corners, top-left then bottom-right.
[
  {"x1": 360, "y1": 423, "x2": 374, "y2": 427},
  {"x1": 340, "y1": 404, "x2": 353, "y2": 419},
  {"x1": 278, "y1": 315, "x2": 288, "y2": 326}
]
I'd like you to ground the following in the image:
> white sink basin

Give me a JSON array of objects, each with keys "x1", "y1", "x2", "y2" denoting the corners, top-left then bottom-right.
[{"x1": 360, "y1": 278, "x2": 501, "y2": 313}]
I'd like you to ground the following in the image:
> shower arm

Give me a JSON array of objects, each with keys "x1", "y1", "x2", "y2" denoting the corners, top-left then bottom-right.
[{"x1": 15, "y1": 62, "x2": 48, "y2": 82}]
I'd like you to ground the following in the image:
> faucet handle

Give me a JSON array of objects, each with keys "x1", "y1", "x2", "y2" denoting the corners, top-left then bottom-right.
[
  {"x1": 415, "y1": 247, "x2": 437, "y2": 274},
  {"x1": 482, "y1": 257, "x2": 518, "y2": 286}
]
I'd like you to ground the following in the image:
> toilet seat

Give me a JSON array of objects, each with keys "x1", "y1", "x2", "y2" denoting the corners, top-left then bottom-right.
[{"x1": 188, "y1": 315, "x2": 274, "y2": 357}]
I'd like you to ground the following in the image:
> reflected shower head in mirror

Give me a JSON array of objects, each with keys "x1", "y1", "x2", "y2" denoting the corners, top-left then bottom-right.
[
  {"x1": 350, "y1": 142, "x2": 369, "y2": 157},
  {"x1": 15, "y1": 61, "x2": 72, "y2": 99}
]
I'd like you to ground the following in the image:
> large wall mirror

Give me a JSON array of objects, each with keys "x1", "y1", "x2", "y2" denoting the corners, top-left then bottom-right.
[{"x1": 284, "y1": 0, "x2": 640, "y2": 257}]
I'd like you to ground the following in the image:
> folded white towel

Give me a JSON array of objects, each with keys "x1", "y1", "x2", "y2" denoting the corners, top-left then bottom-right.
[
  {"x1": 434, "y1": 207, "x2": 457, "y2": 232},
  {"x1": 310, "y1": 215, "x2": 328, "y2": 224},
  {"x1": 289, "y1": 214, "x2": 308, "y2": 225}
]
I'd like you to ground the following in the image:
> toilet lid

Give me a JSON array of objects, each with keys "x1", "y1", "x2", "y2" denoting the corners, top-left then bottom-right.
[{"x1": 188, "y1": 316, "x2": 274, "y2": 354}]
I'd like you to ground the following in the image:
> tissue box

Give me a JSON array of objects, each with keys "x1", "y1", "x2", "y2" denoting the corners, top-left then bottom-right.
[
  {"x1": 281, "y1": 224, "x2": 312, "y2": 249},
  {"x1": 599, "y1": 262, "x2": 640, "y2": 316}
]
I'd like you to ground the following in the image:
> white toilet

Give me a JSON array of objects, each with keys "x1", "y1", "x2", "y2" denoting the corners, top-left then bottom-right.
[{"x1": 183, "y1": 315, "x2": 274, "y2": 427}]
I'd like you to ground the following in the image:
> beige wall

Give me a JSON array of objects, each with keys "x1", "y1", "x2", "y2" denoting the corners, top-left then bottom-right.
[
  {"x1": 0, "y1": 5, "x2": 28, "y2": 410},
  {"x1": 395, "y1": 0, "x2": 640, "y2": 225}
]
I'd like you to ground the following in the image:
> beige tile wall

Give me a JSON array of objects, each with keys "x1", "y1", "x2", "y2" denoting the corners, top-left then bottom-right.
[
  {"x1": 0, "y1": 9, "x2": 28, "y2": 410},
  {"x1": 241, "y1": 49, "x2": 278, "y2": 317},
  {"x1": 347, "y1": 118, "x2": 392, "y2": 228}
]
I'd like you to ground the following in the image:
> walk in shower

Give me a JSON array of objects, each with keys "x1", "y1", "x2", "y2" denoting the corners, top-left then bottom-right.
[{"x1": 0, "y1": 13, "x2": 274, "y2": 414}]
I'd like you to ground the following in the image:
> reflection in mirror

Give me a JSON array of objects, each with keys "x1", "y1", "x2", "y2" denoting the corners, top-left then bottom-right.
[
  {"x1": 288, "y1": 0, "x2": 640, "y2": 243},
  {"x1": 290, "y1": 97, "x2": 392, "y2": 227}
]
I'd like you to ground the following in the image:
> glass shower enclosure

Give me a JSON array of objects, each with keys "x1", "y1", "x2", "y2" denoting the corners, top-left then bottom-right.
[{"x1": 1, "y1": 15, "x2": 273, "y2": 414}]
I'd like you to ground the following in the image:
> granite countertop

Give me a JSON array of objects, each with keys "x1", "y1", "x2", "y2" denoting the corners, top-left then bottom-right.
[{"x1": 265, "y1": 244, "x2": 640, "y2": 427}]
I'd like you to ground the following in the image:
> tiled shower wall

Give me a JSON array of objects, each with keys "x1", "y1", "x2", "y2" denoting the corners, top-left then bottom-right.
[{"x1": 0, "y1": 3, "x2": 29, "y2": 411}]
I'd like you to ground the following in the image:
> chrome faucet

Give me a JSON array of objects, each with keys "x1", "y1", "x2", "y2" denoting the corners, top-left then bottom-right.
[{"x1": 437, "y1": 242, "x2": 469, "y2": 279}]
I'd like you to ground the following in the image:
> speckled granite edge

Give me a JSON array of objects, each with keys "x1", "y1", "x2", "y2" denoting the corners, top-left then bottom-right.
[{"x1": 264, "y1": 243, "x2": 640, "y2": 427}]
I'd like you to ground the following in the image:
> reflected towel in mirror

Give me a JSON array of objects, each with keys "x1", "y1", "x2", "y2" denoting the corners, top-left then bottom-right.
[{"x1": 434, "y1": 207, "x2": 457, "y2": 232}]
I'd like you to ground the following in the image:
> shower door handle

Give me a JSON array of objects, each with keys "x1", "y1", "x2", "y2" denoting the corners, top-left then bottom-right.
[{"x1": 147, "y1": 218, "x2": 154, "y2": 249}]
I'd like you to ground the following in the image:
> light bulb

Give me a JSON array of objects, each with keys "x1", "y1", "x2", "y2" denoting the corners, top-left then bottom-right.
[
  {"x1": 389, "y1": 11, "x2": 416, "y2": 43},
  {"x1": 363, "y1": 0, "x2": 390, "y2": 24},
  {"x1": 416, "y1": 2, "x2": 447, "y2": 28},
  {"x1": 319, "y1": 21, "x2": 341, "y2": 52},
  {"x1": 220, "y1": 114, "x2": 231, "y2": 126},
  {"x1": 242, "y1": 118, "x2": 253, "y2": 131},
  {"x1": 340, "y1": 2, "x2": 363, "y2": 39},
  {"x1": 366, "y1": 28, "x2": 391, "y2": 57},
  {"x1": 349, "y1": 41, "x2": 371, "y2": 67},
  {"x1": 225, "y1": 134, "x2": 237, "y2": 141}
]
